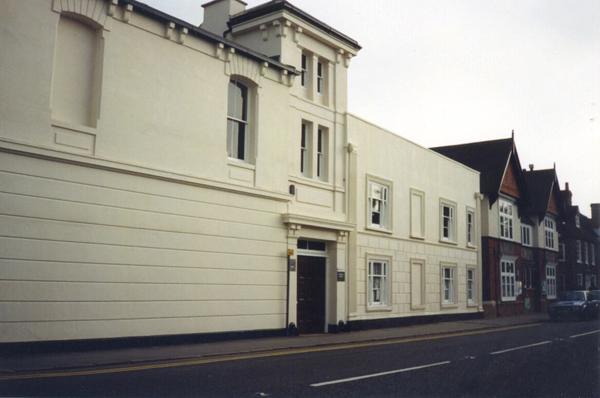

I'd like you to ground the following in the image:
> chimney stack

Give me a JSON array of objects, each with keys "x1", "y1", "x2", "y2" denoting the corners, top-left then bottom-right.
[
  {"x1": 529, "y1": 164, "x2": 534, "y2": 171},
  {"x1": 591, "y1": 204, "x2": 600, "y2": 227},
  {"x1": 562, "y1": 182, "x2": 573, "y2": 207},
  {"x1": 201, "y1": 0, "x2": 247, "y2": 36}
]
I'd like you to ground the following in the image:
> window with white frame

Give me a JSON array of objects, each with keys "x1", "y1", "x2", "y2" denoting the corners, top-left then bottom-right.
[
  {"x1": 544, "y1": 218, "x2": 555, "y2": 249},
  {"x1": 521, "y1": 225, "x2": 532, "y2": 247},
  {"x1": 575, "y1": 215, "x2": 580, "y2": 228},
  {"x1": 467, "y1": 210, "x2": 475, "y2": 246},
  {"x1": 227, "y1": 80, "x2": 251, "y2": 161},
  {"x1": 317, "y1": 60, "x2": 323, "y2": 94},
  {"x1": 440, "y1": 200, "x2": 456, "y2": 243},
  {"x1": 467, "y1": 268, "x2": 475, "y2": 303},
  {"x1": 368, "y1": 259, "x2": 389, "y2": 307},
  {"x1": 559, "y1": 244, "x2": 565, "y2": 262},
  {"x1": 301, "y1": 53, "x2": 308, "y2": 88},
  {"x1": 584, "y1": 242, "x2": 589, "y2": 264},
  {"x1": 576, "y1": 240, "x2": 582, "y2": 262},
  {"x1": 316, "y1": 128, "x2": 325, "y2": 180},
  {"x1": 367, "y1": 178, "x2": 391, "y2": 231},
  {"x1": 577, "y1": 273, "x2": 583, "y2": 287},
  {"x1": 300, "y1": 122, "x2": 309, "y2": 177},
  {"x1": 546, "y1": 265, "x2": 556, "y2": 299},
  {"x1": 441, "y1": 266, "x2": 456, "y2": 304},
  {"x1": 592, "y1": 244, "x2": 596, "y2": 265},
  {"x1": 501, "y1": 259, "x2": 516, "y2": 301},
  {"x1": 499, "y1": 200, "x2": 514, "y2": 240}
]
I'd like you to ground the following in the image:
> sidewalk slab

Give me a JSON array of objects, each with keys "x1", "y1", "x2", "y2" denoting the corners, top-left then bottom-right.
[{"x1": 0, "y1": 314, "x2": 548, "y2": 374}]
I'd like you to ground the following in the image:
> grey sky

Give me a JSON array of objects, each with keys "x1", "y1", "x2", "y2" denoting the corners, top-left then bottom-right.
[{"x1": 141, "y1": 0, "x2": 599, "y2": 217}]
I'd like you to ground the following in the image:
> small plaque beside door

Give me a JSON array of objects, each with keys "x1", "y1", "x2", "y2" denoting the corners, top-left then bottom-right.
[{"x1": 337, "y1": 271, "x2": 345, "y2": 282}]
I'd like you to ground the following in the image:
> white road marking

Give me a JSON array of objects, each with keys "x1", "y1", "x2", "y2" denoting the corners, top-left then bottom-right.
[
  {"x1": 569, "y1": 330, "x2": 600, "y2": 339},
  {"x1": 491, "y1": 341, "x2": 551, "y2": 355},
  {"x1": 310, "y1": 361, "x2": 450, "y2": 387}
]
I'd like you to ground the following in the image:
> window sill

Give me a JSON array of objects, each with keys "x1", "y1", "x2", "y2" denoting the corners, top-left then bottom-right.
[
  {"x1": 52, "y1": 119, "x2": 96, "y2": 134},
  {"x1": 227, "y1": 159, "x2": 255, "y2": 170},
  {"x1": 441, "y1": 303, "x2": 458, "y2": 309},
  {"x1": 366, "y1": 305, "x2": 393, "y2": 313},
  {"x1": 366, "y1": 226, "x2": 393, "y2": 235},
  {"x1": 467, "y1": 302, "x2": 479, "y2": 308},
  {"x1": 410, "y1": 235, "x2": 425, "y2": 241},
  {"x1": 290, "y1": 176, "x2": 334, "y2": 190},
  {"x1": 439, "y1": 239, "x2": 457, "y2": 246},
  {"x1": 466, "y1": 244, "x2": 477, "y2": 250},
  {"x1": 501, "y1": 298, "x2": 517, "y2": 302}
]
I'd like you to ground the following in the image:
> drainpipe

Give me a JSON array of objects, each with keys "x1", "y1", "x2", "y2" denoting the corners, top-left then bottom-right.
[{"x1": 286, "y1": 252, "x2": 291, "y2": 336}]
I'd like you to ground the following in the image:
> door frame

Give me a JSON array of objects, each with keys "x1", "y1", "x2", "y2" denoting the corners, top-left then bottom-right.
[{"x1": 297, "y1": 249, "x2": 329, "y2": 333}]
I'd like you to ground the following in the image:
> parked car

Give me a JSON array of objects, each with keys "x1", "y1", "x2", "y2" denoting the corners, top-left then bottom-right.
[
  {"x1": 548, "y1": 291, "x2": 599, "y2": 321},
  {"x1": 590, "y1": 290, "x2": 600, "y2": 301}
]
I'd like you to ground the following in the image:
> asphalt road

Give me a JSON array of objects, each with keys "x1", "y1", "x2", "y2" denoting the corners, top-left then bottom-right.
[{"x1": 1, "y1": 319, "x2": 599, "y2": 397}]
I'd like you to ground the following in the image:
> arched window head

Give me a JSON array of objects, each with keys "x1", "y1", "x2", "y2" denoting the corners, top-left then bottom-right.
[{"x1": 227, "y1": 80, "x2": 249, "y2": 161}]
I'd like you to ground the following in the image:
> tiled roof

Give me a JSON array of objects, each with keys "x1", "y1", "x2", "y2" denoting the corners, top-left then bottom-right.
[
  {"x1": 430, "y1": 138, "x2": 513, "y2": 194},
  {"x1": 523, "y1": 169, "x2": 557, "y2": 217}
]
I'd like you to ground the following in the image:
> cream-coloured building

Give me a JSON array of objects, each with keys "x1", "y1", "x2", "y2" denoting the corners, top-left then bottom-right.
[{"x1": 0, "y1": 0, "x2": 481, "y2": 343}]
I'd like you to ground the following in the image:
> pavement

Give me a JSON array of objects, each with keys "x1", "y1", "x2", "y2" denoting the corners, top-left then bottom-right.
[{"x1": 0, "y1": 313, "x2": 549, "y2": 375}]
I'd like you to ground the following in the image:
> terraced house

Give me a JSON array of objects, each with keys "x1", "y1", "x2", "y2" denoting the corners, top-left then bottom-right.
[{"x1": 0, "y1": 0, "x2": 481, "y2": 344}]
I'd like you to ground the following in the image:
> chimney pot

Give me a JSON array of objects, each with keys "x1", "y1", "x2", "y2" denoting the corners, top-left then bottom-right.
[{"x1": 529, "y1": 164, "x2": 534, "y2": 171}]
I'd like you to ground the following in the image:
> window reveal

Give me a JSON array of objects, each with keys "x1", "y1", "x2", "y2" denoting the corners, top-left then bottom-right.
[
  {"x1": 441, "y1": 204, "x2": 455, "y2": 241},
  {"x1": 368, "y1": 260, "x2": 388, "y2": 306},
  {"x1": 227, "y1": 80, "x2": 249, "y2": 160},
  {"x1": 317, "y1": 61, "x2": 323, "y2": 94},
  {"x1": 442, "y1": 267, "x2": 455, "y2": 304},
  {"x1": 301, "y1": 53, "x2": 308, "y2": 87},
  {"x1": 501, "y1": 259, "x2": 516, "y2": 301},
  {"x1": 300, "y1": 123, "x2": 308, "y2": 176},
  {"x1": 499, "y1": 200, "x2": 513, "y2": 240},
  {"x1": 369, "y1": 182, "x2": 389, "y2": 229},
  {"x1": 467, "y1": 211, "x2": 475, "y2": 246},
  {"x1": 467, "y1": 269, "x2": 475, "y2": 303},
  {"x1": 544, "y1": 218, "x2": 555, "y2": 249}
]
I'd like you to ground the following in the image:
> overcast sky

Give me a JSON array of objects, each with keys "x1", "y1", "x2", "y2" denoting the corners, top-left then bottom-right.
[{"x1": 141, "y1": 0, "x2": 599, "y2": 217}]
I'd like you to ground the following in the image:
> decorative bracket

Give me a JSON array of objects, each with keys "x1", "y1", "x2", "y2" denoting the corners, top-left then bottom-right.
[
  {"x1": 261, "y1": 62, "x2": 269, "y2": 76},
  {"x1": 216, "y1": 43, "x2": 224, "y2": 59},
  {"x1": 178, "y1": 27, "x2": 188, "y2": 44},
  {"x1": 108, "y1": 0, "x2": 119, "y2": 17},
  {"x1": 338, "y1": 231, "x2": 349, "y2": 242},
  {"x1": 280, "y1": 69, "x2": 288, "y2": 84},
  {"x1": 293, "y1": 26, "x2": 303, "y2": 43},
  {"x1": 273, "y1": 20, "x2": 291, "y2": 38},
  {"x1": 344, "y1": 54, "x2": 353, "y2": 68},
  {"x1": 287, "y1": 73, "x2": 296, "y2": 87},
  {"x1": 123, "y1": 4, "x2": 133, "y2": 23},
  {"x1": 260, "y1": 24, "x2": 268, "y2": 41},
  {"x1": 165, "y1": 22, "x2": 175, "y2": 39},
  {"x1": 287, "y1": 224, "x2": 302, "y2": 238},
  {"x1": 227, "y1": 47, "x2": 235, "y2": 63},
  {"x1": 336, "y1": 49, "x2": 345, "y2": 64}
]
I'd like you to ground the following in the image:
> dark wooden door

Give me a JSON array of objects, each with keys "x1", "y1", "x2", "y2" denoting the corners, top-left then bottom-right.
[{"x1": 297, "y1": 256, "x2": 326, "y2": 334}]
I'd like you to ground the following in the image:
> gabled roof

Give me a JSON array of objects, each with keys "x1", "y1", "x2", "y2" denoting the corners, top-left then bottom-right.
[
  {"x1": 228, "y1": 0, "x2": 362, "y2": 50},
  {"x1": 430, "y1": 137, "x2": 530, "y2": 209},
  {"x1": 523, "y1": 169, "x2": 561, "y2": 220},
  {"x1": 430, "y1": 138, "x2": 513, "y2": 194}
]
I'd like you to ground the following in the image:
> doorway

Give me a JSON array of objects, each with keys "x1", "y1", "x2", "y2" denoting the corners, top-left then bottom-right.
[{"x1": 297, "y1": 255, "x2": 326, "y2": 334}]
